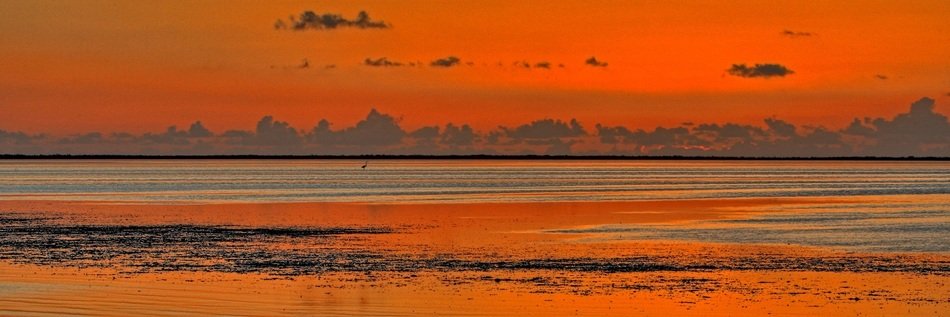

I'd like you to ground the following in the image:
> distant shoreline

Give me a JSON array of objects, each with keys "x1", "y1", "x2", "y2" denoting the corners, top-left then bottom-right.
[{"x1": 0, "y1": 154, "x2": 947, "y2": 161}]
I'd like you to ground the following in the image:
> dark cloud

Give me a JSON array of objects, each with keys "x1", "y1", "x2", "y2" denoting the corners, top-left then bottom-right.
[
  {"x1": 270, "y1": 59, "x2": 312, "y2": 70},
  {"x1": 359, "y1": 58, "x2": 561, "y2": 70},
  {"x1": 843, "y1": 118, "x2": 875, "y2": 136},
  {"x1": 5, "y1": 98, "x2": 949, "y2": 157},
  {"x1": 489, "y1": 119, "x2": 586, "y2": 154},
  {"x1": 636, "y1": 127, "x2": 693, "y2": 146},
  {"x1": 309, "y1": 109, "x2": 405, "y2": 147},
  {"x1": 693, "y1": 123, "x2": 763, "y2": 140},
  {"x1": 876, "y1": 97, "x2": 949, "y2": 140},
  {"x1": 875, "y1": 74, "x2": 888, "y2": 80},
  {"x1": 364, "y1": 57, "x2": 403, "y2": 67},
  {"x1": 781, "y1": 30, "x2": 814, "y2": 38},
  {"x1": 220, "y1": 130, "x2": 253, "y2": 146},
  {"x1": 764, "y1": 118, "x2": 797, "y2": 138},
  {"x1": 836, "y1": 97, "x2": 950, "y2": 156},
  {"x1": 254, "y1": 116, "x2": 301, "y2": 147},
  {"x1": 110, "y1": 132, "x2": 136, "y2": 143},
  {"x1": 0, "y1": 130, "x2": 35, "y2": 145},
  {"x1": 430, "y1": 56, "x2": 461, "y2": 68},
  {"x1": 142, "y1": 126, "x2": 190, "y2": 145},
  {"x1": 869, "y1": 97, "x2": 950, "y2": 148},
  {"x1": 188, "y1": 121, "x2": 213, "y2": 138},
  {"x1": 409, "y1": 126, "x2": 439, "y2": 140},
  {"x1": 594, "y1": 125, "x2": 633, "y2": 145},
  {"x1": 277, "y1": 10, "x2": 389, "y2": 31},
  {"x1": 585, "y1": 57, "x2": 607, "y2": 67},
  {"x1": 797, "y1": 127, "x2": 841, "y2": 146},
  {"x1": 727, "y1": 63, "x2": 794, "y2": 78},
  {"x1": 543, "y1": 138, "x2": 576, "y2": 155},
  {"x1": 441, "y1": 123, "x2": 477, "y2": 146},
  {"x1": 133, "y1": 121, "x2": 212, "y2": 146},
  {"x1": 58, "y1": 132, "x2": 104, "y2": 145},
  {"x1": 502, "y1": 119, "x2": 586, "y2": 140},
  {"x1": 597, "y1": 125, "x2": 701, "y2": 148}
]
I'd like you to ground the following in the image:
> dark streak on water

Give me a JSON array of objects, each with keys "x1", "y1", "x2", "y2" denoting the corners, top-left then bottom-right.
[{"x1": 1, "y1": 213, "x2": 947, "y2": 277}]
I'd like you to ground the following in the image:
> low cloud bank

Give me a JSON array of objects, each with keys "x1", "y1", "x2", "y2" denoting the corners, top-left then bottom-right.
[{"x1": 2, "y1": 98, "x2": 947, "y2": 157}]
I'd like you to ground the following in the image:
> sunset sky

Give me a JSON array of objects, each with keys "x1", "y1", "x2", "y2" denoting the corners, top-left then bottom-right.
[{"x1": 1, "y1": 0, "x2": 949, "y2": 155}]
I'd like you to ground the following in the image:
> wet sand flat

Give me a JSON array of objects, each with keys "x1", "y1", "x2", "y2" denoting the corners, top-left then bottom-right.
[{"x1": 1, "y1": 197, "x2": 948, "y2": 316}]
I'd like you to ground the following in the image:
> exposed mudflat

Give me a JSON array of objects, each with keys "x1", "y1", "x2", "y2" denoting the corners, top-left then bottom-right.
[
  {"x1": 2, "y1": 212, "x2": 946, "y2": 277},
  {"x1": 1, "y1": 197, "x2": 948, "y2": 316}
]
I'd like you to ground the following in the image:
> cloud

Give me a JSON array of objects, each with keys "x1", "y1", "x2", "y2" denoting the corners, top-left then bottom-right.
[
  {"x1": 188, "y1": 121, "x2": 213, "y2": 137},
  {"x1": 270, "y1": 59, "x2": 312, "y2": 70},
  {"x1": 409, "y1": 126, "x2": 439, "y2": 140},
  {"x1": 764, "y1": 118, "x2": 797, "y2": 137},
  {"x1": 142, "y1": 126, "x2": 190, "y2": 145},
  {"x1": 309, "y1": 109, "x2": 405, "y2": 147},
  {"x1": 693, "y1": 123, "x2": 763, "y2": 140},
  {"x1": 364, "y1": 57, "x2": 403, "y2": 67},
  {"x1": 441, "y1": 123, "x2": 477, "y2": 146},
  {"x1": 870, "y1": 97, "x2": 950, "y2": 141},
  {"x1": 727, "y1": 63, "x2": 794, "y2": 78},
  {"x1": 534, "y1": 62, "x2": 551, "y2": 69},
  {"x1": 636, "y1": 127, "x2": 693, "y2": 146},
  {"x1": 594, "y1": 125, "x2": 632, "y2": 145},
  {"x1": 595, "y1": 125, "x2": 700, "y2": 149},
  {"x1": 490, "y1": 119, "x2": 586, "y2": 154},
  {"x1": 58, "y1": 132, "x2": 104, "y2": 145},
  {"x1": 501, "y1": 119, "x2": 586, "y2": 140},
  {"x1": 253, "y1": 116, "x2": 301, "y2": 147},
  {"x1": 875, "y1": 74, "x2": 888, "y2": 80},
  {"x1": 5, "y1": 98, "x2": 949, "y2": 157},
  {"x1": 585, "y1": 57, "x2": 607, "y2": 67},
  {"x1": 836, "y1": 97, "x2": 950, "y2": 156},
  {"x1": 430, "y1": 56, "x2": 461, "y2": 67},
  {"x1": 875, "y1": 97, "x2": 949, "y2": 140},
  {"x1": 0, "y1": 130, "x2": 35, "y2": 145},
  {"x1": 781, "y1": 30, "x2": 814, "y2": 38},
  {"x1": 843, "y1": 118, "x2": 875, "y2": 136},
  {"x1": 276, "y1": 10, "x2": 389, "y2": 31}
]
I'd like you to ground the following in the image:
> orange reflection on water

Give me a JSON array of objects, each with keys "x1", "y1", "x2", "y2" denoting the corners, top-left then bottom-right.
[{"x1": 0, "y1": 197, "x2": 948, "y2": 316}]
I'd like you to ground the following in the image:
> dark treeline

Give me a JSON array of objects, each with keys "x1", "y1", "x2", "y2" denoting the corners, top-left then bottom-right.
[{"x1": 0, "y1": 154, "x2": 947, "y2": 161}]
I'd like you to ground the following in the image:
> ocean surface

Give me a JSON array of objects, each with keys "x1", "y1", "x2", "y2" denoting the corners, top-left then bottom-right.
[
  {"x1": 1, "y1": 160, "x2": 948, "y2": 203},
  {"x1": 1, "y1": 160, "x2": 948, "y2": 316},
  {"x1": 1, "y1": 159, "x2": 948, "y2": 253}
]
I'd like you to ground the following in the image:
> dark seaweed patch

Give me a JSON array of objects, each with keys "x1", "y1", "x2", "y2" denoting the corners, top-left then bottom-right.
[
  {"x1": 0, "y1": 212, "x2": 395, "y2": 274},
  {"x1": 1, "y1": 213, "x2": 947, "y2": 277}
]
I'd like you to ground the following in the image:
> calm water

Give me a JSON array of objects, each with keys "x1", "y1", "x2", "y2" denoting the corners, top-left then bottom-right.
[
  {"x1": 0, "y1": 160, "x2": 948, "y2": 253},
  {"x1": 0, "y1": 160, "x2": 948, "y2": 317},
  {"x1": 0, "y1": 160, "x2": 948, "y2": 203}
]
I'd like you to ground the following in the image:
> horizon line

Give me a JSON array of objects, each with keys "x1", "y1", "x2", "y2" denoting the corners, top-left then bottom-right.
[{"x1": 1, "y1": 154, "x2": 947, "y2": 161}]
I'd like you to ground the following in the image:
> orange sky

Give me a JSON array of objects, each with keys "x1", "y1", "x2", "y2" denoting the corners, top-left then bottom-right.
[{"x1": 1, "y1": 0, "x2": 949, "y2": 135}]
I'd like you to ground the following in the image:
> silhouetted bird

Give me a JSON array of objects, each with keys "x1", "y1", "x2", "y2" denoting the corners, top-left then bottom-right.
[{"x1": 361, "y1": 161, "x2": 368, "y2": 169}]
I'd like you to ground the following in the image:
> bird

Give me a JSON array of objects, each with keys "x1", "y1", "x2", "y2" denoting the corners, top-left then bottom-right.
[{"x1": 361, "y1": 161, "x2": 368, "y2": 169}]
